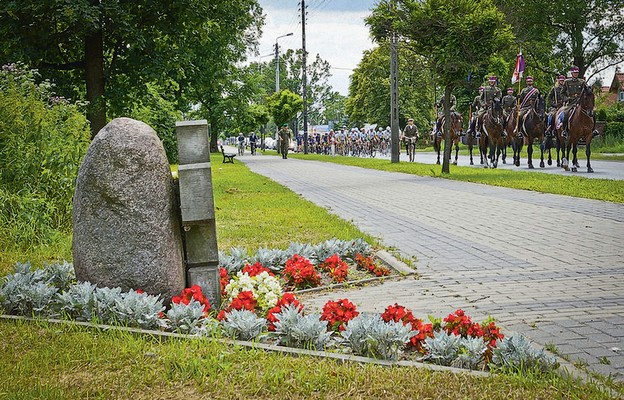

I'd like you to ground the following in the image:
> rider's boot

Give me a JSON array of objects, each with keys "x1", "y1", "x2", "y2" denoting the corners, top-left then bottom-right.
[
  {"x1": 592, "y1": 129, "x2": 600, "y2": 138},
  {"x1": 561, "y1": 130, "x2": 568, "y2": 140}
]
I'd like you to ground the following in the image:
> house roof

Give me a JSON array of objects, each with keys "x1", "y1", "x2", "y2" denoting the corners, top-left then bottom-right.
[{"x1": 609, "y1": 72, "x2": 624, "y2": 93}]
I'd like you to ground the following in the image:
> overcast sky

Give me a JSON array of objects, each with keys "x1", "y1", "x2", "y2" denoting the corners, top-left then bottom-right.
[{"x1": 256, "y1": 0, "x2": 379, "y2": 96}]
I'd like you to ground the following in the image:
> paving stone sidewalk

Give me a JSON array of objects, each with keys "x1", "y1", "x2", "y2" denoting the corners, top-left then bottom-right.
[{"x1": 239, "y1": 155, "x2": 624, "y2": 381}]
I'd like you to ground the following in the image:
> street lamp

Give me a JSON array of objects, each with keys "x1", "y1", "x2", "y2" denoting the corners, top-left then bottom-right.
[{"x1": 275, "y1": 33, "x2": 293, "y2": 93}]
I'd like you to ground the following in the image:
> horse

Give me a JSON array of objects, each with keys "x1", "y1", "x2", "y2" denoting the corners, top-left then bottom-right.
[
  {"x1": 432, "y1": 111, "x2": 463, "y2": 165},
  {"x1": 555, "y1": 84, "x2": 596, "y2": 173},
  {"x1": 511, "y1": 94, "x2": 551, "y2": 168},
  {"x1": 478, "y1": 98, "x2": 505, "y2": 168}
]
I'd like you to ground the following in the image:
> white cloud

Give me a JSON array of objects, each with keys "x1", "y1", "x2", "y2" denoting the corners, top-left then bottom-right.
[{"x1": 255, "y1": 4, "x2": 376, "y2": 95}]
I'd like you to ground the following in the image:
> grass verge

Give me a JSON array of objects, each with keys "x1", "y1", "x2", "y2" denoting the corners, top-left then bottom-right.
[{"x1": 285, "y1": 152, "x2": 624, "y2": 203}]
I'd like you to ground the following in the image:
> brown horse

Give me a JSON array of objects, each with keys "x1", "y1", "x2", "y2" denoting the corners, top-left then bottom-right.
[
  {"x1": 433, "y1": 111, "x2": 464, "y2": 165},
  {"x1": 478, "y1": 98, "x2": 505, "y2": 168},
  {"x1": 510, "y1": 94, "x2": 551, "y2": 168},
  {"x1": 556, "y1": 84, "x2": 596, "y2": 173}
]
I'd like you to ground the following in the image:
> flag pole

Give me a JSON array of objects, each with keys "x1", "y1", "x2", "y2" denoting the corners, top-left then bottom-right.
[{"x1": 514, "y1": 50, "x2": 523, "y2": 134}]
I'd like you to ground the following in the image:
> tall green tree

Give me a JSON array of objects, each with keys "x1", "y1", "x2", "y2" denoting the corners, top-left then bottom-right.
[
  {"x1": 0, "y1": 0, "x2": 263, "y2": 138},
  {"x1": 367, "y1": 0, "x2": 514, "y2": 173},
  {"x1": 494, "y1": 0, "x2": 624, "y2": 80},
  {"x1": 266, "y1": 89, "x2": 303, "y2": 128},
  {"x1": 346, "y1": 46, "x2": 435, "y2": 133}
]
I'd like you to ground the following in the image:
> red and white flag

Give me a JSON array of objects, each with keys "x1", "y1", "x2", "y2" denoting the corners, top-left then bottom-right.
[{"x1": 511, "y1": 52, "x2": 525, "y2": 84}]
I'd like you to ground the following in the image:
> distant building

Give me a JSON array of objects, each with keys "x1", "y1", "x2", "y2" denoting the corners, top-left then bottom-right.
[{"x1": 602, "y1": 72, "x2": 624, "y2": 105}]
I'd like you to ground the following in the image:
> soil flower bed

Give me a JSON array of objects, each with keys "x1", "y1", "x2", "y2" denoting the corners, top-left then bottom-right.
[{"x1": 0, "y1": 239, "x2": 558, "y2": 375}]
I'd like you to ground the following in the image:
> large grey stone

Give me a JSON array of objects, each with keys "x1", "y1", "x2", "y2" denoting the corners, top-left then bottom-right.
[{"x1": 72, "y1": 117, "x2": 185, "y2": 301}]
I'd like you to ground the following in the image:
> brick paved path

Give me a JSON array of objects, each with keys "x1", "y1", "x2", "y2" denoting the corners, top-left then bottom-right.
[{"x1": 240, "y1": 155, "x2": 624, "y2": 380}]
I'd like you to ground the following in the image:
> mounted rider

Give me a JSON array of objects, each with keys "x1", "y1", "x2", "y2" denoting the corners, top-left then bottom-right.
[
  {"x1": 515, "y1": 76, "x2": 540, "y2": 137},
  {"x1": 557, "y1": 65, "x2": 599, "y2": 139},
  {"x1": 501, "y1": 87, "x2": 516, "y2": 122},
  {"x1": 466, "y1": 86, "x2": 484, "y2": 138},
  {"x1": 433, "y1": 94, "x2": 456, "y2": 137},
  {"x1": 476, "y1": 76, "x2": 503, "y2": 138},
  {"x1": 545, "y1": 75, "x2": 566, "y2": 137}
]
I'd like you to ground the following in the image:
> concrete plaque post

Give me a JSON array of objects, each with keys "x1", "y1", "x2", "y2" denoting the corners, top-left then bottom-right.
[{"x1": 176, "y1": 120, "x2": 220, "y2": 309}]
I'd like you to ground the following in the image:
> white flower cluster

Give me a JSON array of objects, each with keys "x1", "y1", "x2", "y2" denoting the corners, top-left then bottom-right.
[{"x1": 224, "y1": 271, "x2": 283, "y2": 312}]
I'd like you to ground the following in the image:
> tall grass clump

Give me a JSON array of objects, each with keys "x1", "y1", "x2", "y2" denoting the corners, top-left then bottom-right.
[{"x1": 0, "y1": 63, "x2": 90, "y2": 252}]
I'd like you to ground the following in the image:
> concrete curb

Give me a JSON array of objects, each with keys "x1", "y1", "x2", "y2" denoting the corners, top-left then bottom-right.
[{"x1": 376, "y1": 249, "x2": 417, "y2": 276}]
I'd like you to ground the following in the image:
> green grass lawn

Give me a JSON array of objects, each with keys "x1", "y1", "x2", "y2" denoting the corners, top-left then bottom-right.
[
  {"x1": 285, "y1": 151, "x2": 624, "y2": 203},
  {"x1": 0, "y1": 154, "x2": 620, "y2": 399}
]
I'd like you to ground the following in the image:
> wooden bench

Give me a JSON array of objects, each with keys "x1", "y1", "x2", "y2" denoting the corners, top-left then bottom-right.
[{"x1": 220, "y1": 145, "x2": 236, "y2": 163}]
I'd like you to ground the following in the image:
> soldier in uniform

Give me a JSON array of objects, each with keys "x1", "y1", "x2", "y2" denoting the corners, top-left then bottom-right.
[
  {"x1": 476, "y1": 76, "x2": 503, "y2": 138},
  {"x1": 501, "y1": 88, "x2": 516, "y2": 121},
  {"x1": 515, "y1": 76, "x2": 540, "y2": 136},
  {"x1": 466, "y1": 86, "x2": 484, "y2": 137},
  {"x1": 545, "y1": 75, "x2": 566, "y2": 137},
  {"x1": 433, "y1": 94, "x2": 456, "y2": 137},
  {"x1": 278, "y1": 123, "x2": 291, "y2": 159},
  {"x1": 558, "y1": 65, "x2": 593, "y2": 139}
]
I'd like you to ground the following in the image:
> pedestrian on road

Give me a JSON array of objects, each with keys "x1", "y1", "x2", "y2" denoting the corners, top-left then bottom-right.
[{"x1": 279, "y1": 124, "x2": 291, "y2": 159}]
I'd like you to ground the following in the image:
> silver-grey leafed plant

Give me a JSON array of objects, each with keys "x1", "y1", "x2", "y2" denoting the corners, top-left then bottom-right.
[
  {"x1": 42, "y1": 261, "x2": 75, "y2": 292},
  {"x1": 93, "y1": 286, "x2": 123, "y2": 324},
  {"x1": 166, "y1": 299, "x2": 213, "y2": 335},
  {"x1": 219, "y1": 247, "x2": 249, "y2": 274},
  {"x1": 423, "y1": 331, "x2": 462, "y2": 366},
  {"x1": 220, "y1": 309, "x2": 266, "y2": 341},
  {"x1": 344, "y1": 238, "x2": 373, "y2": 262},
  {"x1": 341, "y1": 313, "x2": 415, "y2": 360},
  {"x1": 313, "y1": 238, "x2": 346, "y2": 264},
  {"x1": 492, "y1": 335, "x2": 559, "y2": 373},
  {"x1": 249, "y1": 248, "x2": 289, "y2": 273},
  {"x1": 112, "y1": 289, "x2": 166, "y2": 330},
  {"x1": 286, "y1": 242, "x2": 317, "y2": 262},
  {"x1": 453, "y1": 336, "x2": 488, "y2": 370},
  {"x1": 56, "y1": 281, "x2": 97, "y2": 321},
  {"x1": 0, "y1": 262, "x2": 58, "y2": 316},
  {"x1": 273, "y1": 304, "x2": 332, "y2": 350}
]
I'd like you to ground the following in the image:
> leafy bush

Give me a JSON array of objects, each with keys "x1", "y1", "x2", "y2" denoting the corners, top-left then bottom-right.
[
  {"x1": 341, "y1": 313, "x2": 415, "y2": 360},
  {"x1": 112, "y1": 289, "x2": 166, "y2": 330},
  {"x1": 0, "y1": 63, "x2": 90, "y2": 249},
  {"x1": 220, "y1": 309, "x2": 266, "y2": 341},
  {"x1": 166, "y1": 299, "x2": 215, "y2": 335},
  {"x1": 273, "y1": 305, "x2": 332, "y2": 350},
  {"x1": 57, "y1": 281, "x2": 98, "y2": 321},
  {"x1": 492, "y1": 335, "x2": 559, "y2": 373}
]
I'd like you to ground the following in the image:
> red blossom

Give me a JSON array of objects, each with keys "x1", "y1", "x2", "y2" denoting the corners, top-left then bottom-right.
[
  {"x1": 282, "y1": 254, "x2": 321, "y2": 290},
  {"x1": 171, "y1": 285, "x2": 211, "y2": 314},
  {"x1": 242, "y1": 262, "x2": 274, "y2": 277},
  {"x1": 320, "y1": 299, "x2": 359, "y2": 332},
  {"x1": 355, "y1": 253, "x2": 391, "y2": 277},
  {"x1": 219, "y1": 268, "x2": 230, "y2": 296}
]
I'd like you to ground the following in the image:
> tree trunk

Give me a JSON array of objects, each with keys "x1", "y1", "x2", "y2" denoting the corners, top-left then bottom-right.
[
  {"x1": 441, "y1": 84, "x2": 453, "y2": 174},
  {"x1": 209, "y1": 114, "x2": 219, "y2": 153},
  {"x1": 85, "y1": 29, "x2": 106, "y2": 139}
]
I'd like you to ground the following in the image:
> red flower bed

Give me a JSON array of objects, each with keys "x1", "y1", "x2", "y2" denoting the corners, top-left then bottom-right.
[
  {"x1": 282, "y1": 254, "x2": 321, "y2": 289},
  {"x1": 217, "y1": 290, "x2": 257, "y2": 321},
  {"x1": 320, "y1": 298, "x2": 359, "y2": 332},
  {"x1": 172, "y1": 285, "x2": 211, "y2": 314},
  {"x1": 319, "y1": 254, "x2": 349, "y2": 283},
  {"x1": 355, "y1": 253, "x2": 391, "y2": 277}
]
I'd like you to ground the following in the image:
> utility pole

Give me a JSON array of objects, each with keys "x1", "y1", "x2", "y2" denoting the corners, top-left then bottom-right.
[
  {"x1": 275, "y1": 33, "x2": 293, "y2": 93},
  {"x1": 390, "y1": 21, "x2": 400, "y2": 163},
  {"x1": 301, "y1": 0, "x2": 309, "y2": 154}
]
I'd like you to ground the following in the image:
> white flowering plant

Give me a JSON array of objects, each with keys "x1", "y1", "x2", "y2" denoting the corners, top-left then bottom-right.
[{"x1": 223, "y1": 262, "x2": 283, "y2": 315}]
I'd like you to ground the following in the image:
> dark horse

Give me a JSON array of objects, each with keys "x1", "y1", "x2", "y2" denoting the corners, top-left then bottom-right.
[
  {"x1": 433, "y1": 111, "x2": 464, "y2": 165},
  {"x1": 478, "y1": 98, "x2": 505, "y2": 168},
  {"x1": 556, "y1": 84, "x2": 596, "y2": 173},
  {"x1": 509, "y1": 94, "x2": 552, "y2": 168}
]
